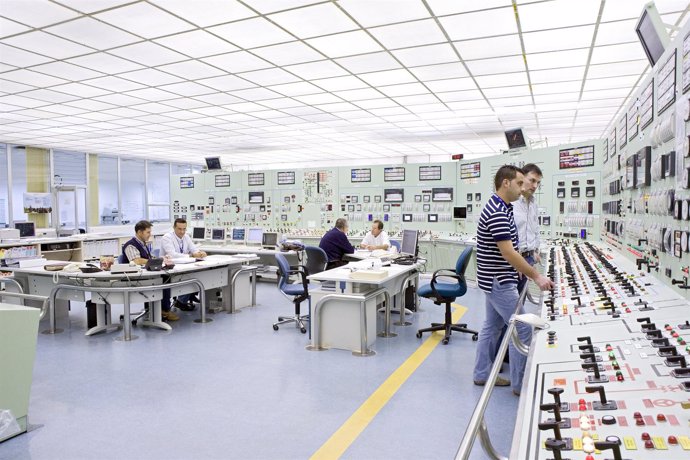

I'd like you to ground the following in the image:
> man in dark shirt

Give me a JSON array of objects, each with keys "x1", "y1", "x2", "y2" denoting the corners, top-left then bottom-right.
[{"x1": 319, "y1": 218, "x2": 355, "y2": 270}]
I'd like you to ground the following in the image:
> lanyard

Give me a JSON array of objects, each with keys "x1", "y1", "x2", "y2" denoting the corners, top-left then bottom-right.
[{"x1": 177, "y1": 236, "x2": 184, "y2": 253}]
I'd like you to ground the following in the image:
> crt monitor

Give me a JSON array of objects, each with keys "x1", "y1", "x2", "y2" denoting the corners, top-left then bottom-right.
[
  {"x1": 232, "y1": 227, "x2": 245, "y2": 242},
  {"x1": 211, "y1": 228, "x2": 225, "y2": 240},
  {"x1": 14, "y1": 221, "x2": 35, "y2": 238},
  {"x1": 453, "y1": 207, "x2": 467, "y2": 219},
  {"x1": 262, "y1": 232, "x2": 278, "y2": 248},
  {"x1": 400, "y1": 229, "x2": 419, "y2": 257},
  {"x1": 192, "y1": 227, "x2": 205, "y2": 239},
  {"x1": 205, "y1": 156, "x2": 222, "y2": 170},
  {"x1": 247, "y1": 227, "x2": 263, "y2": 245}
]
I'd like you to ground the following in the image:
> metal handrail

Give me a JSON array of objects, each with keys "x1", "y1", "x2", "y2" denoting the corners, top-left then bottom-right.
[
  {"x1": 1, "y1": 277, "x2": 25, "y2": 294},
  {"x1": 455, "y1": 282, "x2": 532, "y2": 460},
  {"x1": 46, "y1": 279, "x2": 207, "y2": 340},
  {"x1": 0, "y1": 291, "x2": 50, "y2": 320},
  {"x1": 308, "y1": 287, "x2": 390, "y2": 357},
  {"x1": 228, "y1": 265, "x2": 258, "y2": 314}
]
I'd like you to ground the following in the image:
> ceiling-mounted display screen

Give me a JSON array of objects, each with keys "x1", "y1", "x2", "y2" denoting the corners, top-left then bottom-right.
[
  {"x1": 247, "y1": 172, "x2": 264, "y2": 186},
  {"x1": 384, "y1": 167, "x2": 405, "y2": 182},
  {"x1": 351, "y1": 168, "x2": 371, "y2": 183},
  {"x1": 636, "y1": 4, "x2": 669, "y2": 67},
  {"x1": 504, "y1": 128, "x2": 526, "y2": 149},
  {"x1": 419, "y1": 165, "x2": 442, "y2": 181},
  {"x1": 559, "y1": 145, "x2": 595, "y2": 169},
  {"x1": 460, "y1": 162, "x2": 481, "y2": 179},
  {"x1": 277, "y1": 171, "x2": 295, "y2": 185}
]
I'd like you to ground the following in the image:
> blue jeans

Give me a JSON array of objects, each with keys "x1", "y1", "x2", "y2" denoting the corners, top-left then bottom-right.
[
  {"x1": 473, "y1": 277, "x2": 532, "y2": 393},
  {"x1": 517, "y1": 254, "x2": 535, "y2": 295}
]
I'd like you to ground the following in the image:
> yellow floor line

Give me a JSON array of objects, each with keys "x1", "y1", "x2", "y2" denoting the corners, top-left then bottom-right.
[{"x1": 310, "y1": 304, "x2": 468, "y2": 460}]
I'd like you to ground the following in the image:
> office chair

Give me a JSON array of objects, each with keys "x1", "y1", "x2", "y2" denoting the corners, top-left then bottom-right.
[
  {"x1": 273, "y1": 253, "x2": 311, "y2": 333},
  {"x1": 304, "y1": 246, "x2": 328, "y2": 277},
  {"x1": 416, "y1": 246, "x2": 478, "y2": 345},
  {"x1": 390, "y1": 240, "x2": 401, "y2": 252},
  {"x1": 117, "y1": 251, "x2": 150, "y2": 326}
]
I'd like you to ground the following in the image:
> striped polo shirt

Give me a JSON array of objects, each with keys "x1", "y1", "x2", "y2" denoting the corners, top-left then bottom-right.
[{"x1": 476, "y1": 193, "x2": 519, "y2": 293}]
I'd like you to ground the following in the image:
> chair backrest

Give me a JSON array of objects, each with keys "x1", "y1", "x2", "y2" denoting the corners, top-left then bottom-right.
[
  {"x1": 455, "y1": 246, "x2": 474, "y2": 279},
  {"x1": 304, "y1": 246, "x2": 328, "y2": 276},
  {"x1": 390, "y1": 240, "x2": 401, "y2": 252},
  {"x1": 274, "y1": 253, "x2": 291, "y2": 292}
]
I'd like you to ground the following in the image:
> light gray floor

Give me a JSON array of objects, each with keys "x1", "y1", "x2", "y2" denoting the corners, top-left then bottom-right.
[{"x1": 2, "y1": 281, "x2": 525, "y2": 460}]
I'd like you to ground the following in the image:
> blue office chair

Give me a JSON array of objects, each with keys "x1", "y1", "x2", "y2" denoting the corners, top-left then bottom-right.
[
  {"x1": 390, "y1": 240, "x2": 401, "y2": 252},
  {"x1": 416, "y1": 246, "x2": 478, "y2": 345},
  {"x1": 304, "y1": 246, "x2": 328, "y2": 277},
  {"x1": 273, "y1": 253, "x2": 311, "y2": 333}
]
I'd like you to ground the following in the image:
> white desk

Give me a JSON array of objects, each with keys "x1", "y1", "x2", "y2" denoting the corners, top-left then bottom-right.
[
  {"x1": 3, "y1": 254, "x2": 258, "y2": 341},
  {"x1": 307, "y1": 262, "x2": 420, "y2": 356}
]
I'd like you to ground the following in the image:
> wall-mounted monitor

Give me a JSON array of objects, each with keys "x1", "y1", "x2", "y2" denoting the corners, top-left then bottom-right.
[
  {"x1": 419, "y1": 165, "x2": 442, "y2": 181},
  {"x1": 247, "y1": 172, "x2": 264, "y2": 186},
  {"x1": 192, "y1": 227, "x2": 205, "y2": 239},
  {"x1": 351, "y1": 168, "x2": 371, "y2": 183},
  {"x1": 248, "y1": 191, "x2": 264, "y2": 204},
  {"x1": 635, "y1": 2, "x2": 669, "y2": 67},
  {"x1": 232, "y1": 228, "x2": 245, "y2": 242},
  {"x1": 559, "y1": 145, "x2": 594, "y2": 169},
  {"x1": 384, "y1": 167, "x2": 405, "y2": 182},
  {"x1": 211, "y1": 228, "x2": 225, "y2": 240},
  {"x1": 14, "y1": 221, "x2": 35, "y2": 238},
  {"x1": 214, "y1": 174, "x2": 230, "y2": 187},
  {"x1": 384, "y1": 188, "x2": 404, "y2": 202},
  {"x1": 453, "y1": 207, "x2": 467, "y2": 219},
  {"x1": 505, "y1": 128, "x2": 526, "y2": 150},
  {"x1": 205, "y1": 157, "x2": 222, "y2": 170},
  {"x1": 180, "y1": 176, "x2": 194, "y2": 189},
  {"x1": 460, "y1": 162, "x2": 481, "y2": 179},
  {"x1": 277, "y1": 171, "x2": 295, "y2": 185},
  {"x1": 431, "y1": 187, "x2": 453, "y2": 202}
]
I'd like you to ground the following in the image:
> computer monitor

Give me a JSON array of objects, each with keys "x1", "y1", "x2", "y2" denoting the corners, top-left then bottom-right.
[
  {"x1": 505, "y1": 127, "x2": 526, "y2": 150},
  {"x1": 262, "y1": 232, "x2": 278, "y2": 248},
  {"x1": 247, "y1": 227, "x2": 263, "y2": 245},
  {"x1": 205, "y1": 156, "x2": 222, "y2": 170},
  {"x1": 232, "y1": 227, "x2": 245, "y2": 242},
  {"x1": 401, "y1": 229, "x2": 418, "y2": 257},
  {"x1": 453, "y1": 207, "x2": 467, "y2": 219},
  {"x1": 14, "y1": 221, "x2": 35, "y2": 238},
  {"x1": 192, "y1": 227, "x2": 205, "y2": 239},
  {"x1": 636, "y1": 3, "x2": 669, "y2": 67},
  {"x1": 211, "y1": 228, "x2": 225, "y2": 240}
]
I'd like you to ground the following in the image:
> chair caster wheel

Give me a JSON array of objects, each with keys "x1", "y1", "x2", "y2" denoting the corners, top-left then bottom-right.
[
  {"x1": 300, "y1": 327, "x2": 307, "y2": 334},
  {"x1": 273, "y1": 325, "x2": 279, "y2": 331},
  {"x1": 472, "y1": 334, "x2": 478, "y2": 341},
  {"x1": 131, "y1": 320, "x2": 137, "y2": 327},
  {"x1": 416, "y1": 332, "x2": 422, "y2": 339},
  {"x1": 442, "y1": 338, "x2": 449, "y2": 345}
]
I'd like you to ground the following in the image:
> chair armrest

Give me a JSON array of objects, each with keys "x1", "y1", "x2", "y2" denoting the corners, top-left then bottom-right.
[{"x1": 429, "y1": 269, "x2": 464, "y2": 300}]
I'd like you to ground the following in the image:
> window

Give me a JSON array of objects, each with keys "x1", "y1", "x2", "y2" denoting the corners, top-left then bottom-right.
[
  {"x1": 0, "y1": 145, "x2": 7, "y2": 226},
  {"x1": 53, "y1": 150, "x2": 86, "y2": 186},
  {"x1": 98, "y1": 156, "x2": 119, "y2": 224},
  {"x1": 53, "y1": 150, "x2": 87, "y2": 230},
  {"x1": 120, "y1": 158, "x2": 145, "y2": 224},
  {"x1": 11, "y1": 146, "x2": 28, "y2": 222},
  {"x1": 147, "y1": 161, "x2": 170, "y2": 223}
]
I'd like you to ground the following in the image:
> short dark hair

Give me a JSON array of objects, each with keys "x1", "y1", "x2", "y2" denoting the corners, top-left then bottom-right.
[
  {"x1": 373, "y1": 219, "x2": 383, "y2": 230},
  {"x1": 134, "y1": 220, "x2": 152, "y2": 233},
  {"x1": 173, "y1": 218, "x2": 187, "y2": 227},
  {"x1": 335, "y1": 218, "x2": 348, "y2": 230},
  {"x1": 494, "y1": 165, "x2": 524, "y2": 190},
  {"x1": 522, "y1": 163, "x2": 543, "y2": 177}
]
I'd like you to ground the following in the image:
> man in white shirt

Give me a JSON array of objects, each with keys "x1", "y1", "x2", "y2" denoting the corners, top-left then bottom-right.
[
  {"x1": 360, "y1": 220, "x2": 390, "y2": 250},
  {"x1": 512, "y1": 163, "x2": 543, "y2": 294},
  {"x1": 160, "y1": 218, "x2": 207, "y2": 311}
]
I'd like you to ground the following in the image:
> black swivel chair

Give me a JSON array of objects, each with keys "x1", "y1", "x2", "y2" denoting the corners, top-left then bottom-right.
[{"x1": 416, "y1": 246, "x2": 478, "y2": 345}]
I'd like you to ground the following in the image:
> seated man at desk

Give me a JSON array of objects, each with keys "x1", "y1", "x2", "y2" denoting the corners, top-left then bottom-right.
[
  {"x1": 359, "y1": 219, "x2": 390, "y2": 251},
  {"x1": 122, "y1": 220, "x2": 178, "y2": 322},
  {"x1": 159, "y1": 218, "x2": 206, "y2": 311},
  {"x1": 319, "y1": 218, "x2": 355, "y2": 270}
]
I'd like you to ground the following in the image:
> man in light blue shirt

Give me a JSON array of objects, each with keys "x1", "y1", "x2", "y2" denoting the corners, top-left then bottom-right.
[{"x1": 160, "y1": 218, "x2": 207, "y2": 311}]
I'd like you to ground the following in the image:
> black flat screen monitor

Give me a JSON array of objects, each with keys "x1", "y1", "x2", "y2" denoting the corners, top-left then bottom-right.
[
  {"x1": 14, "y1": 221, "x2": 35, "y2": 238},
  {"x1": 205, "y1": 157, "x2": 222, "y2": 170},
  {"x1": 453, "y1": 207, "x2": 467, "y2": 219},
  {"x1": 636, "y1": 5, "x2": 668, "y2": 67},
  {"x1": 192, "y1": 227, "x2": 205, "y2": 239},
  {"x1": 505, "y1": 128, "x2": 526, "y2": 149},
  {"x1": 232, "y1": 228, "x2": 245, "y2": 242},
  {"x1": 211, "y1": 228, "x2": 225, "y2": 240},
  {"x1": 401, "y1": 229, "x2": 418, "y2": 257},
  {"x1": 262, "y1": 232, "x2": 278, "y2": 248}
]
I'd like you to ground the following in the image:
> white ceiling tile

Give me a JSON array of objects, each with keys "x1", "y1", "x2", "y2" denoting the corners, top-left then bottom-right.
[
  {"x1": 490, "y1": 95, "x2": 534, "y2": 107},
  {"x1": 119, "y1": 68, "x2": 184, "y2": 86},
  {"x1": 1, "y1": 69, "x2": 67, "y2": 87},
  {"x1": 335, "y1": 52, "x2": 401, "y2": 74},
  {"x1": 306, "y1": 30, "x2": 383, "y2": 58},
  {"x1": 193, "y1": 93, "x2": 243, "y2": 105},
  {"x1": 0, "y1": 43, "x2": 53, "y2": 67},
  {"x1": 527, "y1": 49, "x2": 590, "y2": 70},
  {"x1": 269, "y1": 3, "x2": 358, "y2": 39},
  {"x1": 586, "y1": 60, "x2": 648, "y2": 78},
  {"x1": 358, "y1": 68, "x2": 416, "y2": 86},
  {"x1": 392, "y1": 43, "x2": 458, "y2": 66},
  {"x1": 161, "y1": 98, "x2": 209, "y2": 110},
  {"x1": 333, "y1": 87, "x2": 385, "y2": 101},
  {"x1": 518, "y1": 0, "x2": 600, "y2": 32},
  {"x1": 46, "y1": 17, "x2": 140, "y2": 50},
  {"x1": 0, "y1": 79, "x2": 35, "y2": 93},
  {"x1": 51, "y1": 82, "x2": 112, "y2": 97},
  {"x1": 91, "y1": 93, "x2": 145, "y2": 106},
  {"x1": 196, "y1": 75, "x2": 256, "y2": 91},
  {"x1": 130, "y1": 102, "x2": 176, "y2": 114},
  {"x1": 150, "y1": 0, "x2": 255, "y2": 27},
  {"x1": 583, "y1": 74, "x2": 641, "y2": 91},
  {"x1": 338, "y1": 0, "x2": 431, "y2": 27},
  {"x1": 18, "y1": 88, "x2": 79, "y2": 103},
  {"x1": 53, "y1": 0, "x2": 134, "y2": 13},
  {"x1": 285, "y1": 60, "x2": 349, "y2": 80},
  {"x1": 3, "y1": 31, "x2": 93, "y2": 59},
  {"x1": 239, "y1": 67, "x2": 301, "y2": 86},
  {"x1": 67, "y1": 53, "x2": 144, "y2": 73},
  {"x1": 0, "y1": 17, "x2": 31, "y2": 37},
  {"x1": 154, "y1": 30, "x2": 239, "y2": 58},
  {"x1": 601, "y1": 0, "x2": 687, "y2": 22},
  {"x1": 231, "y1": 87, "x2": 282, "y2": 101},
  {"x1": 251, "y1": 41, "x2": 324, "y2": 66},
  {"x1": 157, "y1": 60, "x2": 225, "y2": 79},
  {"x1": 209, "y1": 17, "x2": 294, "y2": 49},
  {"x1": 432, "y1": 89, "x2": 484, "y2": 102},
  {"x1": 482, "y1": 84, "x2": 532, "y2": 98},
  {"x1": 370, "y1": 19, "x2": 446, "y2": 49},
  {"x1": 32, "y1": 61, "x2": 104, "y2": 81},
  {"x1": 312, "y1": 75, "x2": 368, "y2": 92},
  {"x1": 453, "y1": 34, "x2": 523, "y2": 60},
  {"x1": 409, "y1": 62, "x2": 468, "y2": 81},
  {"x1": 201, "y1": 51, "x2": 271, "y2": 73},
  {"x1": 82, "y1": 75, "x2": 145, "y2": 92},
  {"x1": 95, "y1": 2, "x2": 195, "y2": 39},
  {"x1": 440, "y1": 8, "x2": 518, "y2": 41},
  {"x1": 590, "y1": 42, "x2": 646, "y2": 64},
  {"x1": 424, "y1": 77, "x2": 477, "y2": 93},
  {"x1": 466, "y1": 55, "x2": 526, "y2": 75},
  {"x1": 65, "y1": 99, "x2": 117, "y2": 111},
  {"x1": 265, "y1": 81, "x2": 320, "y2": 96},
  {"x1": 0, "y1": 0, "x2": 80, "y2": 27},
  {"x1": 378, "y1": 82, "x2": 428, "y2": 97},
  {"x1": 529, "y1": 66, "x2": 586, "y2": 84},
  {"x1": 426, "y1": 0, "x2": 512, "y2": 16},
  {"x1": 522, "y1": 25, "x2": 595, "y2": 53},
  {"x1": 159, "y1": 81, "x2": 216, "y2": 97},
  {"x1": 532, "y1": 81, "x2": 582, "y2": 95},
  {"x1": 108, "y1": 41, "x2": 187, "y2": 66},
  {"x1": 595, "y1": 19, "x2": 639, "y2": 46}
]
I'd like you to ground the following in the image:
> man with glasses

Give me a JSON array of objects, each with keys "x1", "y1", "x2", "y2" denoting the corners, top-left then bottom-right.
[
  {"x1": 513, "y1": 163, "x2": 543, "y2": 295},
  {"x1": 319, "y1": 217, "x2": 355, "y2": 270}
]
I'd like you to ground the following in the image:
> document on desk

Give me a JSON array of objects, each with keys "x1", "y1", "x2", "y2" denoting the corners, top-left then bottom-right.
[
  {"x1": 350, "y1": 269, "x2": 388, "y2": 281},
  {"x1": 171, "y1": 256, "x2": 196, "y2": 264}
]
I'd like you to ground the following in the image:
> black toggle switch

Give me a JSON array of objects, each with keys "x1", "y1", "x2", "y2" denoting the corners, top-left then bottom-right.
[
  {"x1": 651, "y1": 337, "x2": 670, "y2": 347},
  {"x1": 671, "y1": 367, "x2": 690, "y2": 378},
  {"x1": 585, "y1": 385, "x2": 617, "y2": 410},
  {"x1": 544, "y1": 439, "x2": 568, "y2": 460},
  {"x1": 547, "y1": 387, "x2": 569, "y2": 412},
  {"x1": 538, "y1": 421, "x2": 562, "y2": 441},
  {"x1": 594, "y1": 440, "x2": 629, "y2": 460},
  {"x1": 665, "y1": 355, "x2": 687, "y2": 368},
  {"x1": 582, "y1": 362, "x2": 607, "y2": 383},
  {"x1": 658, "y1": 345, "x2": 678, "y2": 357},
  {"x1": 579, "y1": 352, "x2": 601, "y2": 363},
  {"x1": 645, "y1": 329, "x2": 662, "y2": 339}
]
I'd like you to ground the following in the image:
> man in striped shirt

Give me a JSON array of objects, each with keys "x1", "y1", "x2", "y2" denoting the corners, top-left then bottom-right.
[{"x1": 473, "y1": 165, "x2": 554, "y2": 396}]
